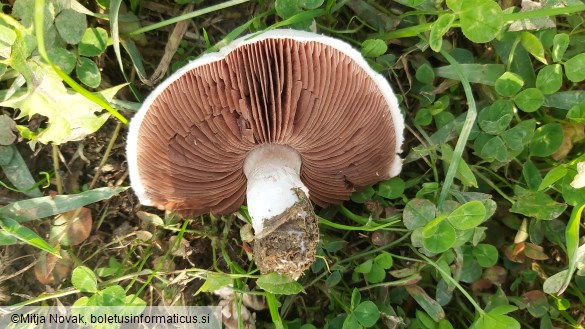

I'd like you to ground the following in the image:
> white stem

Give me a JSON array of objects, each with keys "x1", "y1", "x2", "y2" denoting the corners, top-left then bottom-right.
[{"x1": 243, "y1": 144, "x2": 309, "y2": 236}]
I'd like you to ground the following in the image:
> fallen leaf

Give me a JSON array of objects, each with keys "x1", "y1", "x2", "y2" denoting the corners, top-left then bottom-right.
[
  {"x1": 471, "y1": 278, "x2": 493, "y2": 291},
  {"x1": 482, "y1": 266, "x2": 508, "y2": 286},
  {"x1": 49, "y1": 207, "x2": 92, "y2": 246},
  {"x1": 523, "y1": 243, "x2": 549, "y2": 260},
  {"x1": 505, "y1": 243, "x2": 526, "y2": 263},
  {"x1": 34, "y1": 251, "x2": 72, "y2": 285},
  {"x1": 169, "y1": 236, "x2": 192, "y2": 258}
]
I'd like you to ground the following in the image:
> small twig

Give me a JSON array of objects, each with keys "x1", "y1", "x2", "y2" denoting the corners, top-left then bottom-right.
[
  {"x1": 114, "y1": 171, "x2": 129, "y2": 187},
  {"x1": 57, "y1": 146, "x2": 71, "y2": 174},
  {"x1": 69, "y1": 143, "x2": 90, "y2": 165},
  {"x1": 1, "y1": 258, "x2": 38, "y2": 282},
  {"x1": 89, "y1": 122, "x2": 123, "y2": 189},
  {"x1": 51, "y1": 144, "x2": 63, "y2": 195}
]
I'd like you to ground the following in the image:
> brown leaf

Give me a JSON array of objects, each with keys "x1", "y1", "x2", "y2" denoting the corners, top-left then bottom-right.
[
  {"x1": 242, "y1": 242, "x2": 253, "y2": 255},
  {"x1": 371, "y1": 231, "x2": 395, "y2": 246},
  {"x1": 365, "y1": 200, "x2": 383, "y2": 219},
  {"x1": 389, "y1": 264, "x2": 423, "y2": 278},
  {"x1": 48, "y1": 190, "x2": 58, "y2": 199},
  {"x1": 513, "y1": 242, "x2": 526, "y2": 256},
  {"x1": 50, "y1": 207, "x2": 92, "y2": 246},
  {"x1": 482, "y1": 266, "x2": 508, "y2": 286},
  {"x1": 405, "y1": 285, "x2": 445, "y2": 321},
  {"x1": 523, "y1": 243, "x2": 549, "y2": 260},
  {"x1": 471, "y1": 278, "x2": 493, "y2": 291},
  {"x1": 134, "y1": 230, "x2": 153, "y2": 242},
  {"x1": 34, "y1": 251, "x2": 72, "y2": 285},
  {"x1": 384, "y1": 207, "x2": 401, "y2": 218},
  {"x1": 169, "y1": 236, "x2": 191, "y2": 258},
  {"x1": 522, "y1": 290, "x2": 546, "y2": 301},
  {"x1": 136, "y1": 210, "x2": 164, "y2": 226},
  {"x1": 504, "y1": 244, "x2": 526, "y2": 263}
]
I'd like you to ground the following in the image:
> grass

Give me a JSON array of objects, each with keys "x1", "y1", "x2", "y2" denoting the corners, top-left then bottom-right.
[{"x1": 0, "y1": 0, "x2": 584, "y2": 328}]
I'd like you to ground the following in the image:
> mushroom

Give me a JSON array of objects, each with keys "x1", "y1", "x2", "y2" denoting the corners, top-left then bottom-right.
[{"x1": 126, "y1": 29, "x2": 404, "y2": 279}]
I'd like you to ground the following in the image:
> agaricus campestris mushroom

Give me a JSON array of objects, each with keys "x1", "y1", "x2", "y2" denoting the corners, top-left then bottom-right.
[{"x1": 127, "y1": 29, "x2": 404, "y2": 279}]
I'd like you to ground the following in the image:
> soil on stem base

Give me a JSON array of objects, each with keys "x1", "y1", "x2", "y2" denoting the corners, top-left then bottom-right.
[{"x1": 253, "y1": 188, "x2": 319, "y2": 280}]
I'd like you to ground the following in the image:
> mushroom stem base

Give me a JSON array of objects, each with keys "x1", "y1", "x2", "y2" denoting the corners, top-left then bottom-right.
[{"x1": 253, "y1": 188, "x2": 319, "y2": 280}]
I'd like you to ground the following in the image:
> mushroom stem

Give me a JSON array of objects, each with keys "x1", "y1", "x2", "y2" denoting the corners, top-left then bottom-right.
[{"x1": 243, "y1": 144, "x2": 319, "y2": 280}]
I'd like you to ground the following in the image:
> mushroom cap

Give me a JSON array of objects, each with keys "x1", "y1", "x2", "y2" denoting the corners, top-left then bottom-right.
[{"x1": 127, "y1": 29, "x2": 404, "y2": 216}]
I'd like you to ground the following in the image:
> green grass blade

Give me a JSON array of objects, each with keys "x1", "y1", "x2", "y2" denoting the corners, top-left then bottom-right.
[
  {"x1": 0, "y1": 187, "x2": 128, "y2": 222},
  {"x1": 128, "y1": 0, "x2": 250, "y2": 36},
  {"x1": 267, "y1": 9, "x2": 326, "y2": 29},
  {"x1": 70, "y1": 0, "x2": 109, "y2": 20},
  {"x1": 109, "y1": 0, "x2": 143, "y2": 101},
  {"x1": 504, "y1": 5, "x2": 585, "y2": 23},
  {"x1": 436, "y1": 46, "x2": 478, "y2": 211},
  {"x1": 1, "y1": 144, "x2": 43, "y2": 197},
  {"x1": 319, "y1": 216, "x2": 401, "y2": 231},
  {"x1": 207, "y1": 10, "x2": 272, "y2": 52},
  {"x1": 413, "y1": 248, "x2": 484, "y2": 315},
  {"x1": 559, "y1": 204, "x2": 585, "y2": 295},
  {"x1": 0, "y1": 229, "x2": 17, "y2": 245},
  {"x1": 265, "y1": 292, "x2": 285, "y2": 329},
  {"x1": 121, "y1": 40, "x2": 148, "y2": 85},
  {"x1": 375, "y1": 22, "x2": 434, "y2": 39},
  {"x1": 0, "y1": 217, "x2": 59, "y2": 256},
  {"x1": 434, "y1": 64, "x2": 505, "y2": 86}
]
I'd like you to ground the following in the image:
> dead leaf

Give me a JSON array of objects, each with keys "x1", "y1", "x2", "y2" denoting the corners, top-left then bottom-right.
[
  {"x1": 50, "y1": 207, "x2": 92, "y2": 246},
  {"x1": 169, "y1": 236, "x2": 191, "y2": 258},
  {"x1": 371, "y1": 231, "x2": 395, "y2": 246},
  {"x1": 34, "y1": 251, "x2": 72, "y2": 285},
  {"x1": 471, "y1": 278, "x2": 493, "y2": 291},
  {"x1": 219, "y1": 298, "x2": 256, "y2": 329},
  {"x1": 137, "y1": 211, "x2": 164, "y2": 226},
  {"x1": 482, "y1": 266, "x2": 507, "y2": 286},
  {"x1": 505, "y1": 243, "x2": 526, "y2": 263},
  {"x1": 523, "y1": 242, "x2": 549, "y2": 260},
  {"x1": 134, "y1": 230, "x2": 153, "y2": 242},
  {"x1": 243, "y1": 293, "x2": 267, "y2": 311}
]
